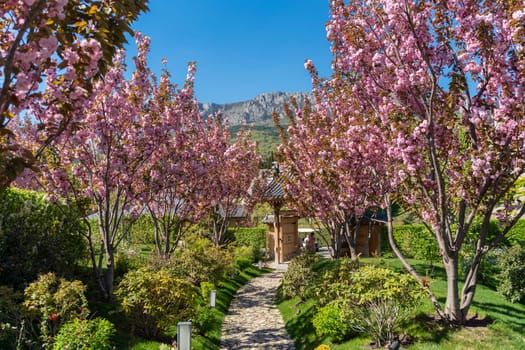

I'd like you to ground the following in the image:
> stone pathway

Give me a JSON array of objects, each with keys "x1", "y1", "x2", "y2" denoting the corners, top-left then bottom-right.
[{"x1": 220, "y1": 263, "x2": 296, "y2": 350}]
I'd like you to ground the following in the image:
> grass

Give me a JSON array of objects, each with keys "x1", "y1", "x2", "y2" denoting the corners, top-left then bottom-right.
[{"x1": 278, "y1": 257, "x2": 525, "y2": 350}]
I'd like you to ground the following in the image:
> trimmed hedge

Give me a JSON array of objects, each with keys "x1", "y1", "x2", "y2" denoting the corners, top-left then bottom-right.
[
  {"x1": 234, "y1": 226, "x2": 266, "y2": 261},
  {"x1": 0, "y1": 188, "x2": 86, "y2": 290},
  {"x1": 391, "y1": 224, "x2": 439, "y2": 262}
]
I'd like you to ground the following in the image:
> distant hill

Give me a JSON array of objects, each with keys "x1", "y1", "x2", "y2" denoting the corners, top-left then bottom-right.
[{"x1": 199, "y1": 91, "x2": 310, "y2": 126}]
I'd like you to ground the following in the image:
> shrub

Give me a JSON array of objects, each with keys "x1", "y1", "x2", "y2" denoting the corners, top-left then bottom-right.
[
  {"x1": 53, "y1": 317, "x2": 115, "y2": 350},
  {"x1": 315, "y1": 257, "x2": 359, "y2": 306},
  {"x1": 192, "y1": 302, "x2": 215, "y2": 335},
  {"x1": 338, "y1": 265, "x2": 425, "y2": 347},
  {"x1": 315, "y1": 345, "x2": 331, "y2": 350},
  {"x1": 115, "y1": 266, "x2": 196, "y2": 340},
  {"x1": 392, "y1": 224, "x2": 439, "y2": 263},
  {"x1": 23, "y1": 273, "x2": 89, "y2": 348},
  {"x1": 460, "y1": 247, "x2": 502, "y2": 288},
  {"x1": 497, "y1": 245, "x2": 525, "y2": 303},
  {"x1": 0, "y1": 188, "x2": 86, "y2": 290},
  {"x1": 312, "y1": 302, "x2": 354, "y2": 343},
  {"x1": 0, "y1": 286, "x2": 22, "y2": 349},
  {"x1": 507, "y1": 220, "x2": 525, "y2": 247},
  {"x1": 234, "y1": 227, "x2": 266, "y2": 260},
  {"x1": 281, "y1": 253, "x2": 319, "y2": 301},
  {"x1": 170, "y1": 238, "x2": 232, "y2": 286}
]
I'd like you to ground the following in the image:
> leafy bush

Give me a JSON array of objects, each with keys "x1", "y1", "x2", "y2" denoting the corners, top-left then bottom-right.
[
  {"x1": 312, "y1": 302, "x2": 354, "y2": 343},
  {"x1": 392, "y1": 224, "x2": 439, "y2": 263},
  {"x1": 170, "y1": 238, "x2": 232, "y2": 286},
  {"x1": 53, "y1": 318, "x2": 115, "y2": 350},
  {"x1": 115, "y1": 266, "x2": 196, "y2": 340},
  {"x1": 0, "y1": 188, "x2": 86, "y2": 290},
  {"x1": 336, "y1": 265, "x2": 425, "y2": 347},
  {"x1": 507, "y1": 220, "x2": 525, "y2": 247},
  {"x1": 497, "y1": 245, "x2": 525, "y2": 303},
  {"x1": 460, "y1": 247, "x2": 502, "y2": 288},
  {"x1": 192, "y1": 302, "x2": 215, "y2": 336},
  {"x1": 23, "y1": 273, "x2": 89, "y2": 348},
  {"x1": 315, "y1": 257, "x2": 359, "y2": 306},
  {"x1": 234, "y1": 227, "x2": 266, "y2": 260},
  {"x1": 281, "y1": 253, "x2": 319, "y2": 301},
  {"x1": 0, "y1": 286, "x2": 22, "y2": 349}
]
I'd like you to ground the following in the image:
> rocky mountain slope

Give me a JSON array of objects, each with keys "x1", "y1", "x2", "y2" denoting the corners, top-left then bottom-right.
[{"x1": 199, "y1": 91, "x2": 310, "y2": 125}]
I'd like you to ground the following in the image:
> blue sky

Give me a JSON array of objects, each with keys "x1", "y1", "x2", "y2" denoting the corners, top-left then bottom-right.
[{"x1": 130, "y1": 0, "x2": 334, "y2": 103}]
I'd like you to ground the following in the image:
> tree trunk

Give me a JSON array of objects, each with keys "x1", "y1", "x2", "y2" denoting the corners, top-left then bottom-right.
[
  {"x1": 104, "y1": 245, "x2": 115, "y2": 300},
  {"x1": 443, "y1": 255, "x2": 464, "y2": 323}
]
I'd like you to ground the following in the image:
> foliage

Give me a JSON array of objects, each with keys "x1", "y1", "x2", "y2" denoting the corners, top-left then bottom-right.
[
  {"x1": 192, "y1": 302, "x2": 216, "y2": 336},
  {"x1": 115, "y1": 266, "x2": 196, "y2": 340},
  {"x1": 234, "y1": 227, "x2": 266, "y2": 260},
  {"x1": 312, "y1": 302, "x2": 354, "y2": 343},
  {"x1": 314, "y1": 345, "x2": 331, "y2": 350},
  {"x1": 281, "y1": 253, "x2": 319, "y2": 301},
  {"x1": 170, "y1": 238, "x2": 232, "y2": 286},
  {"x1": 310, "y1": 0, "x2": 525, "y2": 324},
  {"x1": 507, "y1": 220, "x2": 525, "y2": 247},
  {"x1": 0, "y1": 286, "x2": 22, "y2": 349},
  {"x1": 1, "y1": 0, "x2": 148, "y2": 190},
  {"x1": 460, "y1": 247, "x2": 502, "y2": 289},
  {"x1": 23, "y1": 273, "x2": 89, "y2": 348},
  {"x1": 315, "y1": 257, "x2": 359, "y2": 306},
  {"x1": 392, "y1": 224, "x2": 439, "y2": 263},
  {"x1": 497, "y1": 245, "x2": 525, "y2": 303},
  {"x1": 335, "y1": 265, "x2": 425, "y2": 347},
  {"x1": 53, "y1": 317, "x2": 115, "y2": 350},
  {"x1": 0, "y1": 188, "x2": 86, "y2": 290}
]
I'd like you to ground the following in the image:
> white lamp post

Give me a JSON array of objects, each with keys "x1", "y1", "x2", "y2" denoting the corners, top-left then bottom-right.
[
  {"x1": 177, "y1": 321, "x2": 191, "y2": 350},
  {"x1": 210, "y1": 289, "x2": 216, "y2": 308}
]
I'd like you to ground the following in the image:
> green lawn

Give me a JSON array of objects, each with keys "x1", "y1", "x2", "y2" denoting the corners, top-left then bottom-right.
[{"x1": 278, "y1": 257, "x2": 525, "y2": 350}]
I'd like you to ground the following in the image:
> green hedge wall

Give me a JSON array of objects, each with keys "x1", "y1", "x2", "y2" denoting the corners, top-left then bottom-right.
[{"x1": 0, "y1": 188, "x2": 86, "y2": 290}]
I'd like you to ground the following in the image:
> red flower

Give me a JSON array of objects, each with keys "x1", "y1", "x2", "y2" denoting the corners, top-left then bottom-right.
[{"x1": 48, "y1": 313, "x2": 58, "y2": 322}]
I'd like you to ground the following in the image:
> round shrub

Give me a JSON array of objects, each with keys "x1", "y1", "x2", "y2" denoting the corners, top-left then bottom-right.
[
  {"x1": 313, "y1": 302, "x2": 354, "y2": 343},
  {"x1": 281, "y1": 253, "x2": 319, "y2": 301},
  {"x1": 337, "y1": 265, "x2": 425, "y2": 347},
  {"x1": 53, "y1": 318, "x2": 115, "y2": 350},
  {"x1": 170, "y1": 238, "x2": 232, "y2": 286},
  {"x1": 115, "y1": 266, "x2": 196, "y2": 340},
  {"x1": 497, "y1": 245, "x2": 525, "y2": 303},
  {"x1": 23, "y1": 273, "x2": 89, "y2": 347},
  {"x1": 0, "y1": 188, "x2": 86, "y2": 290}
]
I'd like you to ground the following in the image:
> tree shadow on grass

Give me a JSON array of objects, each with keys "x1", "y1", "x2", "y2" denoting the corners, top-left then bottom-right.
[
  {"x1": 471, "y1": 300, "x2": 525, "y2": 332},
  {"x1": 283, "y1": 301, "x2": 323, "y2": 350}
]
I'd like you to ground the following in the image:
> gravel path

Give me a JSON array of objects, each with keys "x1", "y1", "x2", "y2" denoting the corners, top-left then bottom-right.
[{"x1": 220, "y1": 264, "x2": 296, "y2": 350}]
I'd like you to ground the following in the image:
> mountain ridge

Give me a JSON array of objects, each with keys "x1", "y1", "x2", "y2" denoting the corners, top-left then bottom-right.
[{"x1": 199, "y1": 91, "x2": 311, "y2": 125}]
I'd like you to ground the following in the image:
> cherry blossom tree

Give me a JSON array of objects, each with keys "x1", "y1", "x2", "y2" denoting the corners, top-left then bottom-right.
[
  {"x1": 135, "y1": 63, "x2": 212, "y2": 258},
  {"x1": 202, "y1": 118, "x2": 262, "y2": 247},
  {"x1": 0, "y1": 0, "x2": 148, "y2": 190},
  {"x1": 274, "y1": 66, "x2": 388, "y2": 259},
  {"x1": 323, "y1": 0, "x2": 525, "y2": 324},
  {"x1": 17, "y1": 34, "x2": 166, "y2": 299}
]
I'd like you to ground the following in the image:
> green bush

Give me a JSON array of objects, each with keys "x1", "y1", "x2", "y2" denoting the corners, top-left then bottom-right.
[
  {"x1": 336, "y1": 265, "x2": 425, "y2": 347},
  {"x1": 392, "y1": 224, "x2": 439, "y2": 263},
  {"x1": 0, "y1": 286, "x2": 22, "y2": 349},
  {"x1": 460, "y1": 247, "x2": 502, "y2": 288},
  {"x1": 281, "y1": 253, "x2": 319, "y2": 301},
  {"x1": 315, "y1": 257, "x2": 359, "y2": 306},
  {"x1": 497, "y1": 245, "x2": 525, "y2": 303},
  {"x1": 312, "y1": 302, "x2": 354, "y2": 343},
  {"x1": 23, "y1": 273, "x2": 89, "y2": 348},
  {"x1": 0, "y1": 188, "x2": 87, "y2": 290},
  {"x1": 115, "y1": 266, "x2": 196, "y2": 340},
  {"x1": 192, "y1": 302, "x2": 215, "y2": 336},
  {"x1": 234, "y1": 227, "x2": 266, "y2": 261},
  {"x1": 507, "y1": 220, "x2": 525, "y2": 247},
  {"x1": 53, "y1": 318, "x2": 115, "y2": 350},
  {"x1": 170, "y1": 238, "x2": 232, "y2": 286}
]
